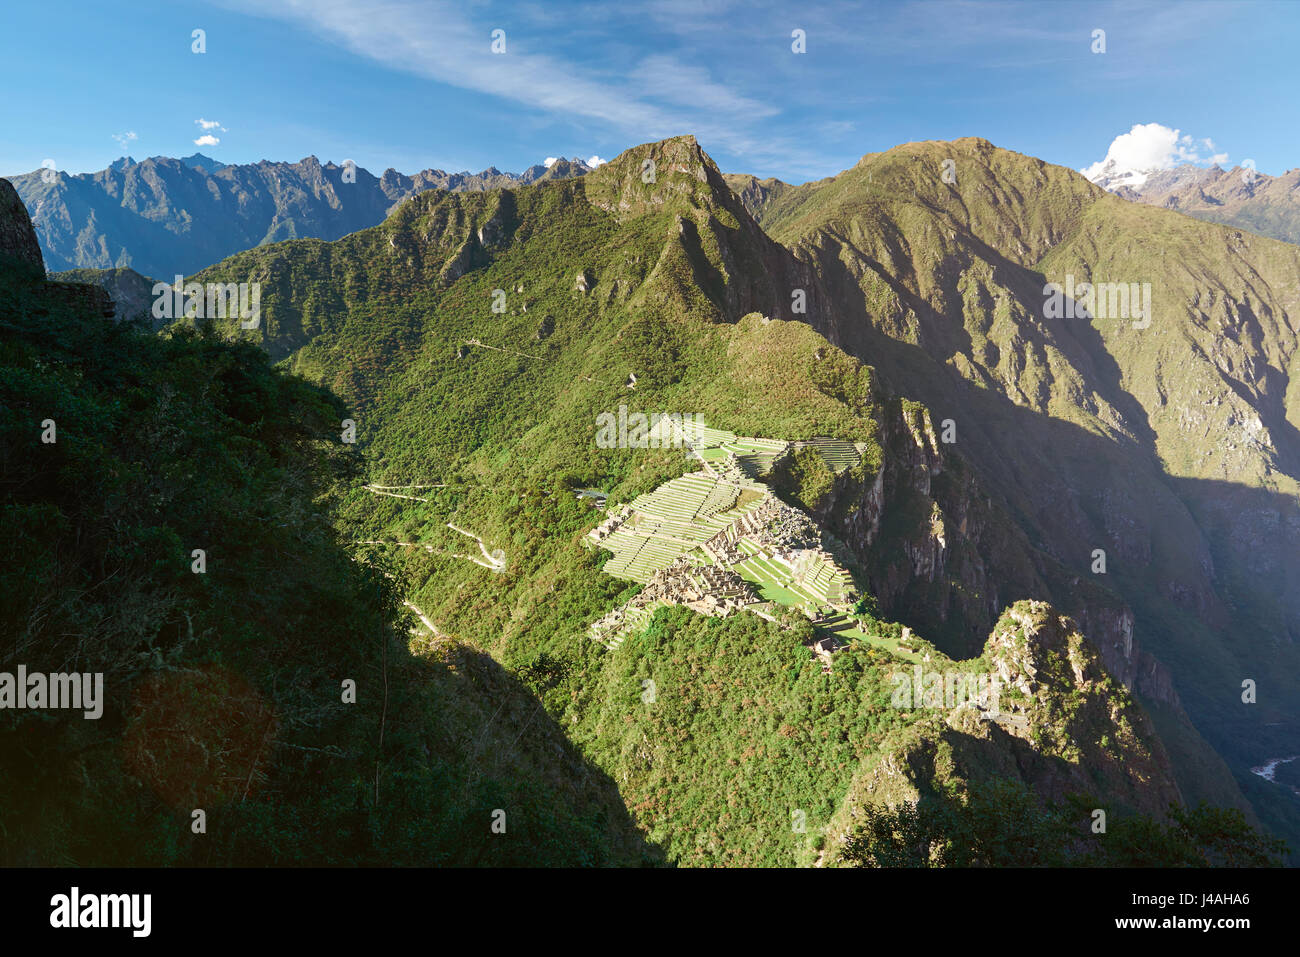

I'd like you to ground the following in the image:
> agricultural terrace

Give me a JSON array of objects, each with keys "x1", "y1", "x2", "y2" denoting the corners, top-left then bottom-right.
[{"x1": 588, "y1": 423, "x2": 888, "y2": 649}]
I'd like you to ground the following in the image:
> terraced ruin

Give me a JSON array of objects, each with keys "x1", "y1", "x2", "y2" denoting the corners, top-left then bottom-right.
[{"x1": 586, "y1": 423, "x2": 867, "y2": 649}]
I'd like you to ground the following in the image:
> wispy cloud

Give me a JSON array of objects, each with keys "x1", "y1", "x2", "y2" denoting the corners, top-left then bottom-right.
[
  {"x1": 202, "y1": 0, "x2": 1266, "y2": 181},
  {"x1": 112, "y1": 130, "x2": 138, "y2": 151},
  {"x1": 213, "y1": 0, "x2": 831, "y2": 174},
  {"x1": 627, "y1": 55, "x2": 778, "y2": 119}
]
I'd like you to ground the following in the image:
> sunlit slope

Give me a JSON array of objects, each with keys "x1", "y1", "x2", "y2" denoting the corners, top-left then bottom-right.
[
  {"x1": 177, "y1": 137, "x2": 1260, "y2": 863},
  {"x1": 743, "y1": 137, "x2": 1300, "y2": 847}
]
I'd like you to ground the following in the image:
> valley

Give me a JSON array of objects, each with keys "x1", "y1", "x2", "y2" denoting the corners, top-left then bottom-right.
[
  {"x1": 5, "y1": 127, "x2": 1296, "y2": 868},
  {"x1": 168, "y1": 133, "x2": 1291, "y2": 862}
]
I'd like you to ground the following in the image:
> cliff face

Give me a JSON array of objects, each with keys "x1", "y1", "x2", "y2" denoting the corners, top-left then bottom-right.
[
  {"x1": 728, "y1": 138, "x2": 1300, "y2": 834},
  {"x1": 1, "y1": 180, "x2": 115, "y2": 318},
  {"x1": 980, "y1": 600, "x2": 1180, "y2": 802},
  {"x1": 49, "y1": 267, "x2": 157, "y2": 325},
  {"x1": 785, "y1": 391, "x2": 1262, "y2": 819},
  {"x1": 0, "y1": 178, "x2": 43, "y2": 269},
  {"x1": 806, "y1": 398, "x2": 1176, "y2": 702},
  {"x1": 818, "y1": 599, "x2": 1186, "y2": 865}
]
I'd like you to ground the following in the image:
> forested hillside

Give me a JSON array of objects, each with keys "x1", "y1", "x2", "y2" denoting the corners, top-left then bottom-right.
[
  {"x1": 168, "y1": 137, "x2": 1286, "y2": 864},
  {"x1": 729, "y1": 137, "x2": 1300, "y2": 854},
  {"x1": 0, "y1": 185, "x2": 653, "y2": 866}
]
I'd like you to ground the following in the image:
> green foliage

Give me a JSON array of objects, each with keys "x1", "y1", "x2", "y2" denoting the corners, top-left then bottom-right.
[
  {"x1": 770, "y1": 445, "x2": 837, "y2": 512},
  {"x1": 841, "y1": 779, "x2": 1288, "y2": 867},
  {"x1": 853, "y1": 593, "x2": 880, "y2": 630},
  {"x1": 14, "y1": 132, "x2": 1282, "y2": 868},
  {"x1": 0, "y1": 265, "x2": 650, "y2": 866},
  {"x1": 570, "y1": 606, "x2": 912, "y2": 866}
]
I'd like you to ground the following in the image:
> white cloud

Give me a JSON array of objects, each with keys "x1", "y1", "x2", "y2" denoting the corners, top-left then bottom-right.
[
  {"x1": 112, "y1": 131, "x2": 138, "y2": 150},
  {"x1": 586, "y1": 155, "x2": 607, "y2": 168},
  {"x1": 543, "y1": 157, "x2": 558, "y2": 168},
  {"x1": 1082, "y1": 123, "x2": 1228, "y2": 188},
  {"x1": 212, "y1": 0, "x2": 826, "y2": 175},
  {"x1": 193, "y1": 118, "x2": 228, "y2": 148}
]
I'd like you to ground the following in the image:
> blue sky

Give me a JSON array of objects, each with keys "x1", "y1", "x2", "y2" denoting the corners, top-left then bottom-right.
[{"x1": 2, "y1": 0, "x2": 1297, "y2": 183}]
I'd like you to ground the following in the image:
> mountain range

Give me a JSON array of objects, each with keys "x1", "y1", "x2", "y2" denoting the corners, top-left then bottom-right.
[
  {"x1": 1085, "y1": 160, "x2": 1300, "y2": 245},
  {"x1": 3, "y1": 132, "x2": 1298, "y2": 866},
  {"x1": 8, "y1": 153, "x2": 595, "y2": 279},
  {"x1": 173, "y1": 133, "x2": 1299, "y2": 860}
]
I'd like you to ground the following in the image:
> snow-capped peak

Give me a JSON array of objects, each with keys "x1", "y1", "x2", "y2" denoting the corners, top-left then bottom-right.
[{"x1": 1081, "y1": 122, "x2": 1228, "y2": 195}]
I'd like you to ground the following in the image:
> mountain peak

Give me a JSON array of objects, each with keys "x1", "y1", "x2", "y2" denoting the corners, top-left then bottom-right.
[
  {"x1": 583, "y1": 135, "x2": 723, "y2": 219},
  {"x1": 179, "y1": 152, "x2": 226, "y2": 173}
]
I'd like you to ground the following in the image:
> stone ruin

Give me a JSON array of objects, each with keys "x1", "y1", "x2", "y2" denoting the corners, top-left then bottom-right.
[
  {"x1": 734, "y1": 494, "x2": 822, "y2": 550},
  {"x1": 588, "y1": 504, "x2": 633, "y2": 543},
  {"x1": 588, "y1": 556, "x2": 758, "y2": 647},
  {"x1": 641, "y1": 557, "x2": 758, "y2": 617}
]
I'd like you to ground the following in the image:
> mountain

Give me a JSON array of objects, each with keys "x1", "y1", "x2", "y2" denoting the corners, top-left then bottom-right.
[
  {"x1": 721, "y1": 172, "x2": 797, "y2": 220},
  {"x1": 49, "y1": 266, "x2": 157, "y2": 325},
  {"x1": 731, "y1": 136, "x2": 1300, "y2": 852},
  {"x1": 0, "y1": 177, "x2": 42, "y2": 269},
  {"x1": 179, "y1": 152, "x2": 227, "y2": 172},
  {"x1": 7, "y1": 154, "x2": 594, "y2": 279},
  {"x1": 5, "y1": 129, "x2": 1292, "y2": 865},
  {"x1": 172, "y1": 136, "x2": 1286, "y2": 865},
  {"x1": 378, "y1": 155, "x2": 595, "y2": 196},
  {"x1": 1086, "y1": 161, "x2": 1300, "y2": 245},
  {"x1": 0, "y1": 178, "x2": 654, "y2": 866}
]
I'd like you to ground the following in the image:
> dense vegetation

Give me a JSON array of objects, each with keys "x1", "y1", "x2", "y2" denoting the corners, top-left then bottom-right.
[
  {"x1": 0, "y1": 253, "x2": 651, "y2": 865},
  {"x1": 842, "y1": 778, "x2": 1287, "y2": 867},
  {"x1": 737, "y1": 137, "x2": 1300, "y2": 856},
  {"x1": 169, "y1": 138, "x2": 1296, "y2": 866},
  {"x1": 5, "y1": 130, "x2": 1294, "y2": 867}
]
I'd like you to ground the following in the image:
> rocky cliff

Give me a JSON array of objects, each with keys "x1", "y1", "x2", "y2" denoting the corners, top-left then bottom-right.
[
  {"x1": 0, "y1": 178, "x2": 42, "y2": 269},
  {"x1": 820, "y1": 599, "x2": 1185, "y2": 865}
]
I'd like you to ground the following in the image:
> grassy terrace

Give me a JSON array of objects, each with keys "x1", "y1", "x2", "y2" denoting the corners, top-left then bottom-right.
[
  {"x1": 596, "y1": 469, "x2": 768, "y2": 583},
  {"x1": 595, "y1": 599, "x2": 666, "y2": 651},
  {"x1": 796, "y1": 437, "x2": 864, "y2": 473},
  {"x1": 589, "y1": 425, "x2": 874, "y2": 648}
]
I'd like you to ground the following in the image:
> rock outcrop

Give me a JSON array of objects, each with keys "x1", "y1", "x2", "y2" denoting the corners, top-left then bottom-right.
[
  {"x1": 1, "y1": 179, "x2": 114, "y2": 319},
  {"x1": 0, "y1": 178, "x2": 43, "y2": 269}
]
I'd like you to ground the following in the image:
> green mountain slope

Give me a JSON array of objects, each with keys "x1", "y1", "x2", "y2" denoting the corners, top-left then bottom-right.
[
  {"x1": 175, "y1": 137, "x2": 1263, "y2": 864},
  {"x1": 736, "y1": 136, "x2": 1300, "y2": 853},
  {"x1": 0, "y1": 188, "x2": 652, "y2": 867}
]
